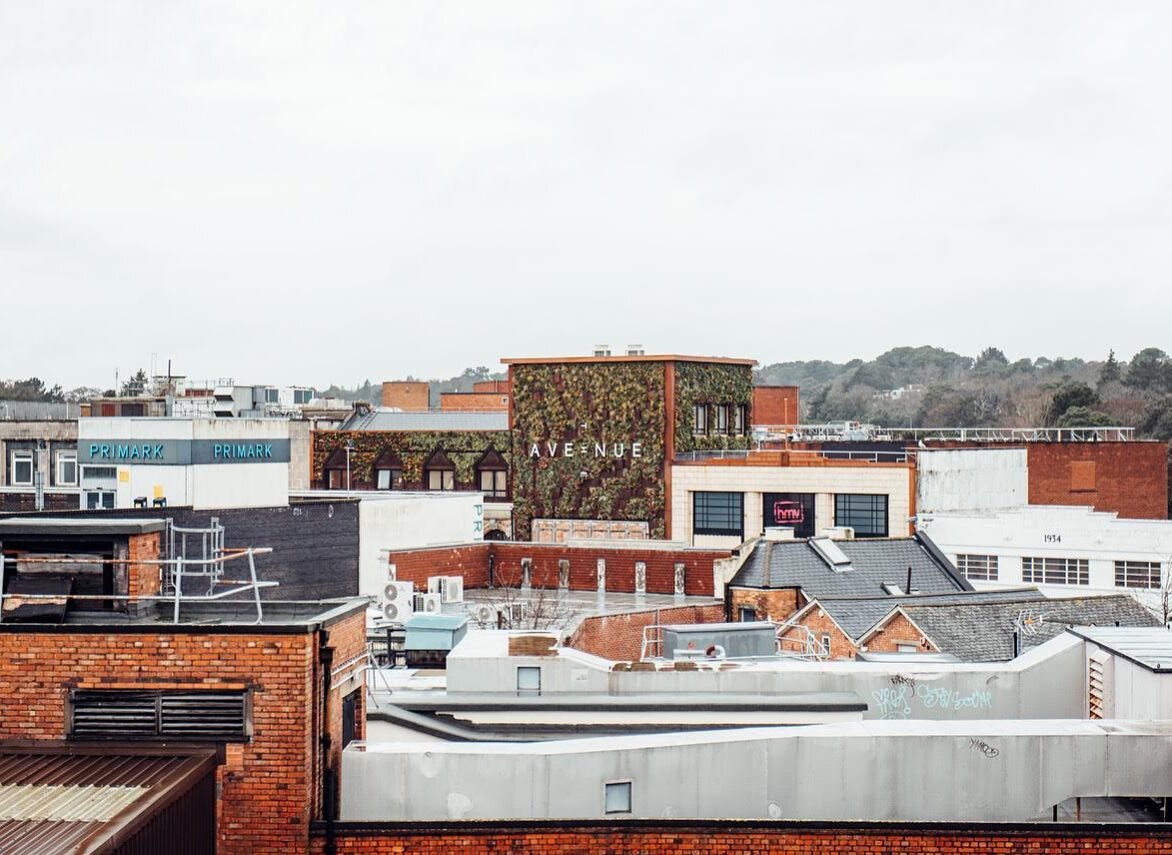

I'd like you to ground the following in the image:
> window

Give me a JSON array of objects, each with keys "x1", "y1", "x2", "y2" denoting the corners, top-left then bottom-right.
[
  {"x1": 294, "y1": 389, "x2": 313, "y2": 405},
  {"x1": 734, "y1": 404, "x2": 747, "y2": 435},
  {"x1": 516, "y1": 666, "x2": 541, "y2": 696},
  {"x1": 604, "y1": 781, "x2": 632, "y2": 814},
  {"x1": 1115, "y1": 560, "x2": 1161, "y2": 590},
  {"x1": 738, "y1": 606, "x2": 756, "y2": 622},
  {"x1": 424, "y1": 449, "x2": 455, "y2": 491},
  {"x1": 1022, "y1": 557, "x2": 1089, "y2": 586},
  {"x1": 897, "y1": 644, "x2": 918, "y2": 653},
  {"x1": 70, "y1": 690, "x2": 249, "y2": 741},
  {"x1": 821, "y1": 635, "x2": 832, "y2": 656},
  {"x1": 956, "y1": 554, "x2": 998, "y2": 582},
  {"x1": 479, "y1": 469, "x2": 507, "y2": 497},
  {"x1": 693, "y1": 404, "x2": 708, "y2": 436},
  {"x1": 55, "y1": 449, "x2": 78, "y2": 486},
  {"x1": 84, "y1": 490, "x2": 115, "y2": 509},
  {"x1": 715, "y1": 404, "x2": 729, "y2": 435},
  {"x1": 834, "y1": 494, "x2": 889, "y2": 538},
  {"x1": 428, "y1": 469, "x2": 454, "y2": 491},
  {"x1": 327, "y1": 469, "x2": 345, "y2": 490},
  {"x1": 265, "y1": 388, "x2": 279, "y2": 403},
  {"x1": 376, "y1": 468, "x2": 402, "y2": 490},
  {"x1": 693, "y1": 492, "x2": 743, "y2": 537},
  {"x1": 9, "y1": 450, "x2": 33, "y2": 486}
]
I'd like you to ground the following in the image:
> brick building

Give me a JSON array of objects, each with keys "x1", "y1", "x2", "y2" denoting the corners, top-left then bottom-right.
[
  {"x1": 379, "y1": 380, "x2": 430, "y2": 411},
  {"x1": 752, "y1": 385, "x2": 801, "y2": 427},
  {"x1": 0, "y1": 516, "x2": 368, "y2": 854}
]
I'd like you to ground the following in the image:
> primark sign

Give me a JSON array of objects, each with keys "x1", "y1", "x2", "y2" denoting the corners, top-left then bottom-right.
[{"x1": 79, "y1": 439, "x2": 291, "y2": 466}]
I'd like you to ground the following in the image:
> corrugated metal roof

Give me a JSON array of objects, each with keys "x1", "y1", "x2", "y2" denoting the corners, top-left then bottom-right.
[
  {"x1": 0, "y1": 401, "x2": 80, "y2": 421},
  {"x1": 0, "y1": 749, "x2": 215, "y2": 855},
  {"x1": 1069, "y1": 625, "x2": 1172, "y2": 671},
  {"x1": 339, "y1": 409, "x2": 509, "y2": 432}
]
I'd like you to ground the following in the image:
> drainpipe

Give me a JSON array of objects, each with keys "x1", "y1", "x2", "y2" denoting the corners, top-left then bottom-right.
[{"x1": 319, "y1": 630, "x2": 337, "y2": 855}]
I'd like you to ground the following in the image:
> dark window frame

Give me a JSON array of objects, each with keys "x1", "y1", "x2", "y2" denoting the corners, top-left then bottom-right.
[
  {"x1": 693, "y1": 491, "x2": 744, "y2": 538},
  {"x1": 834, "y1": 494, "x2": 889, "y2": 538}
]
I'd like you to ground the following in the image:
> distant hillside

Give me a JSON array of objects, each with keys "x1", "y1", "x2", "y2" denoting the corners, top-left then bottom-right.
[{"x1": 756, "y1": 346, "x2": 1172, "y2": 441}]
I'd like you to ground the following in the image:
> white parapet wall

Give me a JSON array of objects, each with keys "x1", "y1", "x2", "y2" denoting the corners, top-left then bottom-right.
[
  {"x1": 916, "y1": 448, "x2": 1029, "y2": 515},
  {"x1": 342, "y1": 718, "x2": 1172, "y2": 822},
  {"x1": 445, "y1": 631, "x2": 1087, "y2": 722}
]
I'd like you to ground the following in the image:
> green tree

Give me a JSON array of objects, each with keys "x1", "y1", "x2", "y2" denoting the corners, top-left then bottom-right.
[
  {"x1": 1046, "y1": 382, "x2": 1098, "y2": 424},
  {"x1": 1124, "y1": 348, "x2": 1172, "y2": 392},
  {"x1": 973, "y1": 347, "x2": 1009, "y2": 372},
  {"x1": 1055, "y1": 406, "x2": 1115, "y2": 428},
  {"x1": 0, "y1": 377, "x2": 65, "y2": 402},
  {"x1": 120, "y1": 368, "x2": 148, "y2": 397},
  {"x1": 1138, "y1": 397, "x2": 1172, "y2": 441},
  {"x1": 1098, "y1": 349, "x2": 1121, "y2": 387}
]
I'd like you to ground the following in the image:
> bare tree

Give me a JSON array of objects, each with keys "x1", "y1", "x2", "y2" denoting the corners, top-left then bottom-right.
[{"x1": 474, "y1": 563, "x2": 580, "y2": 631}]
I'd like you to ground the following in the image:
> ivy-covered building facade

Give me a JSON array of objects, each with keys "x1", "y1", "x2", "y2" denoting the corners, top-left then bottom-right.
[
  {"x1": 312, "y1": 355, "x2": 757, "y2": 542},
  {"x1": 505, "y1": 354, "x2": 756, "y2": 541}
]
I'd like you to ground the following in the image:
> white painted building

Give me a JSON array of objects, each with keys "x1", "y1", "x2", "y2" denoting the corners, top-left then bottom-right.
[
  {"x1": 77, "y1": 418, "x2": 290, "y2": 510},
  {"x1": 292, "y1": 490, "x2": 486, "y2": 601},
  {"x1": 670, "y1": 457, "x2": 914, "y2": 549},
  {"x1": 916, "y1": 448, "x2": 1028, "y2": 515},
  {"x1": 918, "y1": 504, "x2": 1172, "y2": 608}
]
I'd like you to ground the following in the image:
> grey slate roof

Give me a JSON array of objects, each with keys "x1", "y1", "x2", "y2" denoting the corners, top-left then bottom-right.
[
  {"x1": 339, "y1": 408, "x2": 509, "y2": 432},
  {"x1": 897, "y1": 594, "x2": 1159, "y2": 662},
  {"x1": 729, "y1": 534, "x2": 971, "y2": 601},
  {"x1": 808, "y1": 588, "x2": 1046, "y2": 641}
]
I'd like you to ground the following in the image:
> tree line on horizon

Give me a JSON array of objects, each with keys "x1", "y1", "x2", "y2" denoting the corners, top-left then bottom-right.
[{"x1": 4, "y1": 348, "x2": 1172, "y2": 441}]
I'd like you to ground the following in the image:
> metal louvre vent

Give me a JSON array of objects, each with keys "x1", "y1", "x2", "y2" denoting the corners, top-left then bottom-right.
[{"x1": 71, "y1": 690, "x2": 248, "y2": 741}]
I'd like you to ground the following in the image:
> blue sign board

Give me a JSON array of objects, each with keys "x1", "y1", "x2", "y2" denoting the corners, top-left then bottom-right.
[{"x1": 78, "y1": 439, "x2": 291, "y2": 466}]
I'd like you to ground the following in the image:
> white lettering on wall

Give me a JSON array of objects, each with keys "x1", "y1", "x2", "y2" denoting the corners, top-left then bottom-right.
[{"x1": 527, "y1": 440, "x2": 647, "y2": 459}]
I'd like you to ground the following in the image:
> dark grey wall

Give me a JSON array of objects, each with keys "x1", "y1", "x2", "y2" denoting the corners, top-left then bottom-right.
[{"x1": 0, "y1": 499, "x2": 361, "y2": 600}]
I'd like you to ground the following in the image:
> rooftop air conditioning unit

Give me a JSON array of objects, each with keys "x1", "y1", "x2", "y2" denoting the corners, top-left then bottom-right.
[
  {"x1": 627, "y1": 344, "x2": 644, "y2": 356},
  {"x1": 593, "y1": 344, "x2": 611, "y2": 357},
  {"x1": 427, "y1": 576, "x2": 443, "y2": 595},
  {"x1": 440, "y1": 576, "x2": 464, "y2": 604},
  {"x1": 472, "y1": 603, "x2": 495, "y2": 626},
  {"x1": 415, "y1": 592, "x2": 442, "y2": 615},
  {"x1": 381, "y1": 581, "x2": 414, "y2": 623}
]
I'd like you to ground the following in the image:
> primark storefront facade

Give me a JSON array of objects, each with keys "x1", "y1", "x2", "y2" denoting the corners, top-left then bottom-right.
[{"x1": 77, "y1": 418, "x2": 290, "y2": 509}]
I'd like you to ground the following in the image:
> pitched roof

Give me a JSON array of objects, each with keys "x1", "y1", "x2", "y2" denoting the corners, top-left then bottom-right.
[
  {"x1": 800, "y1": 588, "x2": 1045, "y2": 641},
  {"x1": 729, "y1": 534, "x2": 971, "y2": 601},
  {"x1": 891, "y1": 594, "x2": 1159, "y2": 662},
  {"x1": 339, "y1": 409, "x2": 509, "y2": 432}
]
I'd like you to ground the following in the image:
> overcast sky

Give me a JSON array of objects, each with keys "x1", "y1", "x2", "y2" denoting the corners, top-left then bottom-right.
[{"x1": 2, "y1": 2, "x2": 1170, "y2": 389}]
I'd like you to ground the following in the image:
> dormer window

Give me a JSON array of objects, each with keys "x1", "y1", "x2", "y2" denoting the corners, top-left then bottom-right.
[
  {"x1": 424, "y1": 448, "x2": 455, "y2": 491},
  {"x1": 372, "y1": 450, "x2": 403, "y2": 491},
  {"x1": 475, "y1": 449, "x2": 508, "y2": 499}
]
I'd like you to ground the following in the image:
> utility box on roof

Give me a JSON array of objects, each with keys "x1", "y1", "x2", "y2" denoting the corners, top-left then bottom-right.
[
  {"x1": 404, "y1": 614, "x2": 470, "y2": 668},
  {"x1": 662, "y1": 621, "x2": 776, "y2": 659}
]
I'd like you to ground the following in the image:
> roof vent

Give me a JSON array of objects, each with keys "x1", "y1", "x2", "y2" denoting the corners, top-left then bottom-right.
[
  {"x1": 763, "y1": 527, "x2": 796, "y2": 542},
  {"x1": 810, "y1": 536, "x2": 853, "y2": 572},
  {"x1": 627, "y1": 344, "x2": 645, "y2": 356},
  {"x1": 593, "y1": 344, "x2": 612, "y2": 357},
  {"x1": 820, "y1": 526, "x2": 855, "y2": 541}
]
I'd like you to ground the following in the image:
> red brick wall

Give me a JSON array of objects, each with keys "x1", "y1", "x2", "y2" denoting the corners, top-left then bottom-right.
[
  {"x1": 440, "y1": 392, "x2": 509, "y2": 411},
  {"x1": 126, "y1": 531, "x2": 161, "y2": 599},
  {"x1": 753, "y1": 386, "x2": 801, "y2": 426},
  {"x1": 777, "y1": 606, "x2": 857, "y2": 659},
  {"x1": 473, "y1": 380, "x2": 511, "y2": 394},
  {"x1": 0, "y1": 609, "x2": 366, "y2": 855},
  {"x1": 567, "y1": 604, "x2": 725, "y2": 661},
  {"x1": 311, "y1": 823, "x2": 1172, "y2": 854},
  {"x1": 865, "y1": 611, "x2": 938, "y2": 655},
  {"x1": 384, "y1": 543, "x2": 729, "y2": 597},
  {"x1": 380, "y1": 381, "x2": 429, "y2": 411},
  {"x1": 729, "y1": 587, "x2": 803, "y2": 622},
  {"x1": 1026, "y1": 442, "x2": 1168, "y2": 519}
]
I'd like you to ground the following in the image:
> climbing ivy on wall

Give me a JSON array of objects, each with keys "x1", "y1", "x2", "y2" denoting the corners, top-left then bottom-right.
[
  {"x1": 312, "y1": 430, "x2": 510, "y2": 489},
  {"x1": 673, "y1": 362, "x2": 755, "y2": 453},
  {"x1": 510, "y1": 362, "x2": 668, "y2": 539}
]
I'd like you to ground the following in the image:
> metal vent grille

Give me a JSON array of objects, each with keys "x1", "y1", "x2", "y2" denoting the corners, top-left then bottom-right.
[{"x1": 71, "y1": 690, "x2": 248, "y2": 741}]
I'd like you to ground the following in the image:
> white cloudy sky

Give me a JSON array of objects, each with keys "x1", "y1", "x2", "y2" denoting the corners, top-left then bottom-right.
[{"x1": 2, "y1": 2, "x2": 1170, "y2": 389}]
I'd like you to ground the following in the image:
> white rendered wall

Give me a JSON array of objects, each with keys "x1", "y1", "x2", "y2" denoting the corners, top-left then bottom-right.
[
  {"x1": 916, "y1": 448, "x2": 1028, "y2": 514},
  {"x1": 670, "y1": 463, "x2": 913, "y2": 545}
]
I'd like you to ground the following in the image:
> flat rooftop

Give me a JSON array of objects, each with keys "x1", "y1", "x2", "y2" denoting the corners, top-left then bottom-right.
[
  {"x1": 0, "y1": 518, "x2": 168, "y2": 536},
  {"x1": 502, "y1": 354, "x2": 756, "y2": 366},
  {"x1": 0, "y1": 598, "x2": 368, "y2": 633}
]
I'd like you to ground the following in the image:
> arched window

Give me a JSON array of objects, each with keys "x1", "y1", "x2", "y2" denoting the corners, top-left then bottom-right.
[
  {"x1": 423, "y1": 448, "x2": 455, "y2": 491},
  {"x1": 475, "y1": 449, "x2": 509, "y2": 499}
]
